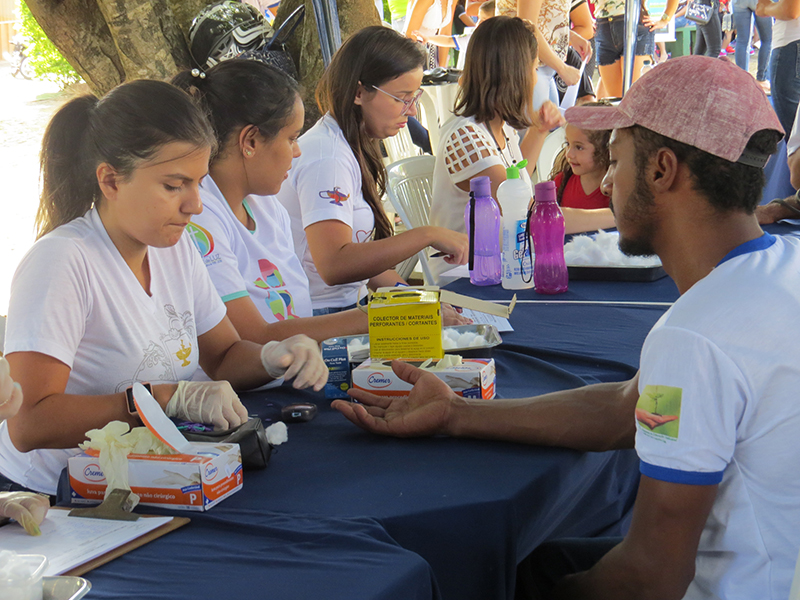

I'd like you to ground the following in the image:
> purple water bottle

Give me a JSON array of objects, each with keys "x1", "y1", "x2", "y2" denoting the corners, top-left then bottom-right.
[
  {"x1": 531, "y1": 180, "x2": 568, "y2": 294},
  {"x1": 464, "y1": 176, "x2": 501, "y2": 286}
]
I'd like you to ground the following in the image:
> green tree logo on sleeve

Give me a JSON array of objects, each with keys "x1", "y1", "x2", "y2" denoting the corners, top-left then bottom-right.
[{"x1": 636, "y1": 385, "x2": 682, "y2": 440}]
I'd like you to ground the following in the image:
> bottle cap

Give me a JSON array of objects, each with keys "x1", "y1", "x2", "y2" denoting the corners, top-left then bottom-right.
[
  {"x1": 534, "y1": 180, "x2": 557, "y2": 203},
  {"x1": 505, "y1": 159, "x2": 528, "y2": 180},
  {"x1": 469, "y1": 175, "x2": 491, "y2": 197}
]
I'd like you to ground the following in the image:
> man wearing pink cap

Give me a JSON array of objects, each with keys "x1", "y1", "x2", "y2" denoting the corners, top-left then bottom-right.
[{"x1": 333, "y1": 56, "x2": 800, "y2": 600}]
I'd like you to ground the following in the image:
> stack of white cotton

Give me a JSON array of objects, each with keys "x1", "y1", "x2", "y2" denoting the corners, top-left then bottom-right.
[
  {"x1": 443, "y1": 328, "x2": 488, "y2": 349},
  {"x1": 0, "y1": 551, "x2": 48, "y2": 600},
  {"x1": 442, "y1": 328, "x2": 460, "y2": 349},
  {"x1": 564, "y1": 230, "x2": 661, "y2": 267}
]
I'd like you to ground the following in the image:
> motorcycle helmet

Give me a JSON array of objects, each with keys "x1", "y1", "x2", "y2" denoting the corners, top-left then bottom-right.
[{"x1": 189, "y1": 1, "x2": 274, "y2": 70}]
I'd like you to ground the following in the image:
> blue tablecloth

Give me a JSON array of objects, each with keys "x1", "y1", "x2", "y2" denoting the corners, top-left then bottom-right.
[
  {"x1": 83, "y1": 511, "x2": 439, "y2": 600},
  {"x1": 78, "y1": 225, "x2": 800, "y2": 599},
  {"x1": 65, "y1": 320, "x2": 642, "y2": 600}
]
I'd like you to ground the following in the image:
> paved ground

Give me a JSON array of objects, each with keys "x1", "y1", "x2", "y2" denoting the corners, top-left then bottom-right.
[{"x1": 0, "y1": 61, "x2": 63, "y2": 315}]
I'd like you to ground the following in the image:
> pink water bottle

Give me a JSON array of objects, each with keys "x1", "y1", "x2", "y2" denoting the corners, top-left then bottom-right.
[
  {"x1": 531, "y1": 180, "x2": 568, "y2": 294},
  {"x1": 464, "y1": 176, "x2": 501, "y2": 286}
]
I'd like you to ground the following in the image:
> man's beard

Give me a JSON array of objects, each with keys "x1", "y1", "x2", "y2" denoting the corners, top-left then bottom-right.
[{"x1": 611, "y1": 173, "x2": 658, "y2": 258}]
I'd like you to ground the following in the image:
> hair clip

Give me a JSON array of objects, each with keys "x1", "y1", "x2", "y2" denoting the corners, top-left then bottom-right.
[{"x1": 191, "y1": 68, "x2": 206, "y2": 79}]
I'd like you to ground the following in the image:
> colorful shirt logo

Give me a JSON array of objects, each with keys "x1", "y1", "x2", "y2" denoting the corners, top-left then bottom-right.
[
  {"x1": 254, "y1": 258, "x2": 285, "y2": 289},
  {"x1": 319, "y1": 187, "x2": 349, "y2": 206},
  {"x1": 186, "y1": 223, "x2": 214, "y2": 257},
  {"x1": 253, "y1": 258, "x2": 299, "y2": 321},
  {"x1": 265, "y1": 290, "x2": 300, "y2": 321},
  {"x1": 636, "y1": 384, "x2": 682, "y2": 441}
]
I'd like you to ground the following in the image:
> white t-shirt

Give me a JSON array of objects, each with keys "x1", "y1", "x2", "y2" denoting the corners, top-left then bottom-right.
[
  {"x1": 772, "y1": 17, "x2": 800, "y2": 50},
  {"x1": 276, "y1": 114, "x2": 376, "y2": 310},
  {"x1": 432, "y1": 115, "x2": 530, "y2": 233},
  {"x1": 190, "y1": 176, "x2": 313, "y2": 321},
  {"x1": 0, "y1": 209, "x2": 227, "y2": 494},
  {"x1": 635, "y1": 234, "x2": 800, "y2": 600},
  {"x1": 402, "y1": 0, "x2": 445, "y2": 35}
]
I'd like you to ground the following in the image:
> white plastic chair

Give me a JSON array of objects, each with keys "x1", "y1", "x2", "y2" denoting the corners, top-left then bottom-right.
[
  {"x1": 382, "y1": 126, "x2": 422, "y2": 166},
  {"x1": 385, "y1": 156, "x2": 460, "y2": 286},
  {"x1": 416, "y1": 87, "x2": 441, "y2": 153},
  {"x1": 534, "y1": 126, "x2": 566, "y2": 185}
]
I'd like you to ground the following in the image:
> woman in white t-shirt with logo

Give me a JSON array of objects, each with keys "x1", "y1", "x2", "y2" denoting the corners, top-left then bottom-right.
[
  {"x1": 173, "y1": 59, "x2": 370, "y2": 343},
  {"x1": 0, "y1": 80, "x2": 326, "y2": 495},
  {"x1": 431, "y1": 17, "x2": 564, "y2": 232},
  {"x1": 276, "y1": 26, "x2": 470, "y2": 317}
]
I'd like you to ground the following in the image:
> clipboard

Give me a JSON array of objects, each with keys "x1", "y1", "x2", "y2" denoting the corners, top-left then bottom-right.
[
  {"x1": 59, "y1": 509, "x2": 190, "y2": 576},
  {"x1": 0, "y1": 507, "x2": 189, "y2": 577}
]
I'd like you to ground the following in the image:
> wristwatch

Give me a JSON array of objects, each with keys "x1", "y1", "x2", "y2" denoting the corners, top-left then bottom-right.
[{"x1": 125, "y1": 382, "x2": 152, "y2": 424}]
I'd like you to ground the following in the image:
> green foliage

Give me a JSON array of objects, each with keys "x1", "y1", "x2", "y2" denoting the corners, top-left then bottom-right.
[{"x1": 17, "y1": 1, "x2": 82, "y2": 87}]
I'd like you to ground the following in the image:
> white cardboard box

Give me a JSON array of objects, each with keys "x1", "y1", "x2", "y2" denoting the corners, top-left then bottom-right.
[
  {"x1": 68, "y1": 442, "x2": 243, "y2": 511},
  {"x1": 352, "y1": 358, "x2": 496, "y2": 399}
]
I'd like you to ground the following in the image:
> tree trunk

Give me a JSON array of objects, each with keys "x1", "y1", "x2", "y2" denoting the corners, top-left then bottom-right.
[
  {"x1": 24, "y1": 0, "x2": 216, "y2": 96},
  {"x1": 25, "y1": 0, "x2": 124, "y2": 94},
  {"x1": 26, "y1": 0, "x2": 379, "y2": 105},
  {"x1": 275, "y1": 0, "x2": 380, "y2": 130},
  {"x1": 94, "y1": 0, "x2": 189, "y2": 80}
]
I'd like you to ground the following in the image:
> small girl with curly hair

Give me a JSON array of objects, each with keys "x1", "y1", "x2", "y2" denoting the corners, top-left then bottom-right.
[{"x1": 549, "y1": 104, "x2": 617, "y2": 234}]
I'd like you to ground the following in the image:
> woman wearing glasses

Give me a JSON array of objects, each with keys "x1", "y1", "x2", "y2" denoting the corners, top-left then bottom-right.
[
  {"x1": 276, "y1": 26, "x2": 469, "y2": 316},
  {"x1": 431, "y1": 17, "x2": 564, "y2": 233}
]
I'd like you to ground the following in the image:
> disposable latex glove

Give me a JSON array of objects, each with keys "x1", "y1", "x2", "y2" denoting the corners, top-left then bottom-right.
[
  {"x1": 0, "y1": 357, "x2": 23, "y2": 421},
  {"x1": 260, "y1": 335, "x2": 328, "y2": 391},
  {"x1": 0, "y1": 492, "x2": 49, "y2": 536},
  {"x1": 165, "y1": 380, "x2": 248, "y2": 431}
]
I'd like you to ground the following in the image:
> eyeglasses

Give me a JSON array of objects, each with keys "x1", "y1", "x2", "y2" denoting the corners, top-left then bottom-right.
[{"x1": 372, "y1": 86, "x2": 423, "y2": 115}]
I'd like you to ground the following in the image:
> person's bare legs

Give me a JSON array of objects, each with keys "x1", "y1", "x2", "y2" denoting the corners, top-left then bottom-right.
[
  {"x1": 656, "y1": 41, "x2": 668, "y2": 63},
  {"x1": 596, "y1": 77, "x2": 607, "y2": 98},
  {"x1": 598, "y1": 61, "x2": 622, "y2": 97},
  {"x1": 598, "y1": 55, "x2": 652, "y2": 98},
  {"x1": 631, "y1": 55, "x2": 651, "y2": 83}
]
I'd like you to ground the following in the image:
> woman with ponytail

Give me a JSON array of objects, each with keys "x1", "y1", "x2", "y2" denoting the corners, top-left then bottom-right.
[
  {"x1": 276, "y1": 26, "x2": 470, "y2": 316},
  {"x1": 0, "y1": 80, "x2": 326, "y2": 495},
  {"x1": 172, "y1": 59, "x2": 372, "y2": 343}
]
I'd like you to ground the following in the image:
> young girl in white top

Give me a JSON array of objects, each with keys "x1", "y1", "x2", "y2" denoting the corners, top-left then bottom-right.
[
  {"x1": 277, "y1": 26, "x2": 469, "y2": 317},
  {"x1": 0, "y1": 80, "x2": 326, "y2": 495},
  {"x1": 431, "y1": 16, "x2": 564, "y2": 233},
  {"x1": 173, "y1": 59, "x2": 370, "y2": 342}
]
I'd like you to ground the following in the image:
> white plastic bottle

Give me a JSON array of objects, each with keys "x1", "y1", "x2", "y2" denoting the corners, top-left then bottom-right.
[{"x1": 497, "y1": 160, "x2": 534, "y2": 290}]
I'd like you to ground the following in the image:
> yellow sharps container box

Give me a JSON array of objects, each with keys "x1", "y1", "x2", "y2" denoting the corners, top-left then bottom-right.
[{"x1": 368, "y1": 287, "x2": 443, "y2": 360}]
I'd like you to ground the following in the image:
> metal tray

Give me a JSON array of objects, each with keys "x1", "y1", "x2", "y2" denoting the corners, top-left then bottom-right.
[
  {"x1": 443, "y1": 324, "x2": 502, "y2": 354},
  {"x1": 338, "y1": 324, "x2": 503, "y2": 362},
  {"x1": 43, "y1": 577, "x2": 91, "y2": 600},
  {"x1": 567, "y1": 264, "x2": 667, "y2": 282}
]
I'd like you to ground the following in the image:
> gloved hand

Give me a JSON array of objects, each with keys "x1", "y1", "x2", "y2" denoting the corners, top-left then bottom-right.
[
  {"x1": 260, "y1": 335, "x2": 328, "y2": 391},
  {"x1": 0, "y1": 492, "x2": 49, "y2": 536},
  {"x1": 0, "y1": 357, "x2": 23, "y2": 421},
  {"x1": 165, "y1": 380, "x2": 248, "y2": 431}
]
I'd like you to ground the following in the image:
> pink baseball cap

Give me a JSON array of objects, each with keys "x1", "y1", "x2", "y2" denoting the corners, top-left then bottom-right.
[{"x1": 564, "y1": 56, "x2": 784, "y2": 167}]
